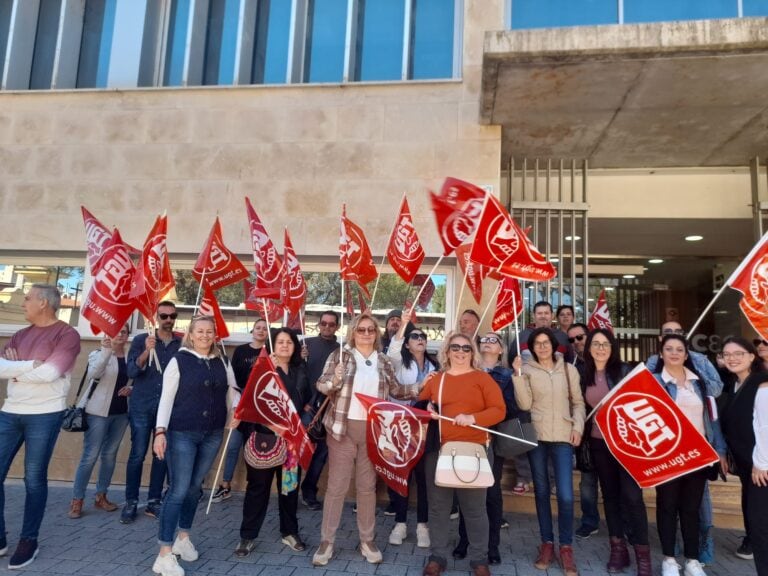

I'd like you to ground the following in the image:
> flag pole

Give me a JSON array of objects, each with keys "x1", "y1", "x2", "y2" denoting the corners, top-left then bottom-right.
[
  {"x1": 409, "y1": 255, "x2": 444, "y2": 316},
  {"x1": 193, "y1": 267, "x2": 207, "y2": 316},
  {"x1": 206, "y1": 427, "x2": 233, "y2": 515},
  {"x1": 473, "y1": 281, "x2": 501, "y2": 342},
  {"x1": 339, "y1": 280, "x2": 345, "y2": 357},
  {"x1": 370, "y1": 192, "x2": 407, "y2": 310},
  {"x1": 513, "y1": 288, "x2": 522, "y2": 376},
  {"x1": 687, "y1": 282, "x2": 732, "y2": 337},
  {"x1": 431, "y1": 413, "x2": 536, "y2": 446},
  {"x1": 261, "y1": 299, "x2": 274, "y2": 355},
  {"x1": 454, "y1": 258, "x2": 471, "y2": 331}
]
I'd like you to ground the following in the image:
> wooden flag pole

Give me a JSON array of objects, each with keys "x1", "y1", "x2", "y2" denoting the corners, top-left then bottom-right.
[
  {"x1": 454, "y1": 259, "x2": 471, "y2": 331},
  {"x1": 431, "y1": 413, "x2": 536, "y2": 446},
  {"x1": 473, "y1": 281, "x2": 501, "y2": 342},
  {"x1": 370, "y1": 192, "x2": 407, "y2": 311},
  {"x1": 206, "y1": 427, "x2": 233, "y2": 515},
  {"x1": 513, "y1": 289, "x2": 522, "y2": 376}
]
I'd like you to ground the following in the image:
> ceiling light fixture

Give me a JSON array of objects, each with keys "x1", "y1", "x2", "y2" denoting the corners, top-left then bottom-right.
[
  {"x1": 565, "y1": 235, "x2": 581, "y2": 241},
  {"x1": 685, "y1": 235, "x2": 703, "y2": 242},
  {"x1": 648, "y1": 258, "x2": 663, "y2": 264},
  {"x1": 623, "y1": 274, "x2": 636, "y2": 279}
]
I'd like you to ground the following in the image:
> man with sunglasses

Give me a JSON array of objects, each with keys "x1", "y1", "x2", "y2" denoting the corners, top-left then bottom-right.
[{"x1": 121, "y1": 301, "x2": 182, "y2": 524}]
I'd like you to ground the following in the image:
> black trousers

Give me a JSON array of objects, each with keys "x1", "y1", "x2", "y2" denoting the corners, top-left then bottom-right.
[
  {"x1": 240, "y1": 463, "x2": 299, "y2": 538},
  {"x1": 748, "y1": 481, "x2": 768, "y2": 576},
  {"x1": 389, "y1": 453, "x2": 429, "y2": 523},
  {"x1": 458, "y1": 453, "x2": 505, "y2": 551},
  {"x1": 655, "y1": 468, "x2": 707, "y2": 559},
  {"x1": 591, "y1": 439, "x2": 649, "y2": 545},
  {"x1": 734, "y1": 456, "x2": 753, "y2": 542}
]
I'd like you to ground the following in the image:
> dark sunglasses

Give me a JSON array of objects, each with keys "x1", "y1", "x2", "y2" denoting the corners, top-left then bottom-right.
[
  {"x1": 661, "y1": 328, "x2": 686, "y2": 336},
  {"x1": 568, "y1": 334, "x2": 586, "y2": 343},
  {"x1": 318, "y1": 321, "x2": 337, "y2": 327},
  {"x1": 479, "y1": 336, "x2": 499, "y2": 344},
  {"x1": 449, "y1": 344, "x2": 473, "y2": 353},
  {"x1": 355, "y1": 327, "x2": 377, "y2": 335},
  {"x1": 754, "y1": 339, "x2": 768, "y2": 347},
  {"x1": 409, "y1": 333, "x2": 427, "y2": 341},
  {"x1": 158, "y1": 313, "x2": 178, "y2": 320}
]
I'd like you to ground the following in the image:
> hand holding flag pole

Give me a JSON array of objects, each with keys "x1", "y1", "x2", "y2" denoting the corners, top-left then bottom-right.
[{"x1": 430, "y1": 412, "x2": 536, "y2": 447}]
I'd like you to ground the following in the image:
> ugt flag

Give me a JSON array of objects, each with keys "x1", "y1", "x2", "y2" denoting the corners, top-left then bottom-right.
[
  {"x1": 193, "y1": 218, "x2": 250, "y2": 290},
  {"x1": 198, "y1": 285, "x2": 229, "y2": 340},
  {"x1": 355, "y1": 393, "x2": 432, "y2": 497},
  {"x1": 587, "y1": 289, "x2": 613, "y2": 334},
  {"x1": 131, "y1": 214, "x2": 174, "y2": 320},
  {"x1": 235, "y1": 349, "x2": 314, "y2": 470},
  {"x1": 245, "y1": 198, "x2": 283, "y2": 299},
  {"x1": 429, "y1": 177, "x2": 485, "y2": 256},
  {"x1": 340, "y1": 205, "x2": 378, "y2": 295},
  {"x1": 727, "y1": 230, "x2": 768, "y2": 340},
  {"x1": 387, "y1": 196, "x2": 425, "y2": 283},
  {"x1": 81, "y1": 207, "x2": 113, "y2": 276},
  {"x1": 492, "y1": 276, "x2": 522, "y2": 332},
  {"x1": 591, "y1": 364, "x2": 719, "y2": 489}
]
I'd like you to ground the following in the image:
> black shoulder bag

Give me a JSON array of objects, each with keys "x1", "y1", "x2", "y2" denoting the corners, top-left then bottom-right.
[{"x1": 61, "y1": 371, "x2": 99, "y2": 433}]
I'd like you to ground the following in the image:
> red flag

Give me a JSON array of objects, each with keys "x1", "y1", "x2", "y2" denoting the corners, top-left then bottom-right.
[
  {"x1": 81, "y1": 230, "x2": 137, "y2": 337},
  {"x1": 245, "y1": 198, "x2": 283, "y2": 299},
  {"x1": 340, "y1": 205, "x2": 378, "y2": 296},
  {"x1": 235, "y1": 349, "x2": 315, "y2": 470},
  {"x1": 455, "y1": 243, "x2": 486, "y2": 304},
  {"x1": 728, "y1": 231, "x2": 768, "y2": 340},
  {"x1": 413, "y1": 274, "x2": 436, "y2": 310},
  {"x1": 588, "y1": 289, "x2": 613, "y2": 334},
  {"x1": 492, "y1": 277, "x2": 523, "y2": 331},
  {"x1": 280, "y1": 229, "x2": 306, "y2": 317},
  {"x1": 593, "y1": 365, "x2": 719, "y2": 489},
  {"x1": 387, "y1": 197, "x2": 425, "y2": 283},
  {"x1": 429, "y1": 177, "x2": 486, "y2": 255},
  {"x1": 356, "y1": 284, "x2": 368, "y2": 314},
  {"x1": 469, "y1": 194, "x2": 556, "y2": 281},
  {"x1": 355, "y1": 393, "x2": 432, "y2": 497},
  {"x1": 198, "y1": 285, "x2": 230, "y2": 340},
  {"x1": 131, "y1": 215, "x2": 174, "y2": 320},
  {"x1": 192, "y1": 218, "x2": 250, "y2": 291},
  {"x1": 243, "y1": 279, "x2": 284, "y2": 319},
  {"x1": 81, "y1": 207, "x2": 113, "y2": 276}
]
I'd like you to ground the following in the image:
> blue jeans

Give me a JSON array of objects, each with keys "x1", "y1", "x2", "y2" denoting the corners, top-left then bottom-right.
[
  {"x1": 73, "y1": 413, "x2": 129, "y2": 499},
  {"x1": 222, "y1": 427, "x2": 243, "y2": 483},
  {"x1": 528, "y1": 441, "x2": 575, "y2": 545},
  {"x1": 0, "y1": 410, "x2": 64, "y2": 540},
  {"x1": 579, "y1": 470, "x2": 600, "y2": 531},
  {"x1": 125, "y1": 402, "x2": 167, "y2": 503},
  {"x1": 158, "y1": 429, "x2": 223, "y2": 545}
]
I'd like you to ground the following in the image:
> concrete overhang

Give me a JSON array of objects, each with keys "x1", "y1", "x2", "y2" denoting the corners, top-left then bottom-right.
[{"x1": 481, "y1": 17, "x2": 768, "y2": 168}]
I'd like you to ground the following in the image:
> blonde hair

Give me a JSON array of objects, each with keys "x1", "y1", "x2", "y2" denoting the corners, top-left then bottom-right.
[
  {"x1": 345, "y1": 312, "x2": 382, "y2": 351},
  {"x1": 182, "y1": 315, "x2": 221, "y2": 357},
  {"x1": 439, "y1": 331, "x2": 480, "y2": 370}
]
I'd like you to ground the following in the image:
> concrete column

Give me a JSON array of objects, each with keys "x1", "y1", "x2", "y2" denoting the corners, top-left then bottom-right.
[
  {"x1": 1, "y1": 0, "x2": 41, "y2": 90},
  {"x1": 233, "y1": 0, "x2": 256, "y2": 85},
  {"x1": 51, "y1": 0, "x2": 85, "y2": 89}
]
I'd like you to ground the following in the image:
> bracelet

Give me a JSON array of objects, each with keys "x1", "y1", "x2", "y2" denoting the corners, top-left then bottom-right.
[{"x1": 154, "y1": 431, "x2": 166, "y2": 438}]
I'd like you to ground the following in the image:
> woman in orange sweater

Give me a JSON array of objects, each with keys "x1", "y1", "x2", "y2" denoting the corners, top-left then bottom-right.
[{"x1": 418, "y1": 332, "x2": 505, "y2": 576}]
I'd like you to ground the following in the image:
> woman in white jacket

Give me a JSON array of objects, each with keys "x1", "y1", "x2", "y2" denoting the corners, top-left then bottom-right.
[{"x1": 68, "y1": 325, "x2": 132, "y2": 519}]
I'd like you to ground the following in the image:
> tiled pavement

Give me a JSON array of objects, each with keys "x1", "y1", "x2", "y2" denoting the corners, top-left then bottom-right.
[{"x1": 0, "y1": 479, "x2": 757, "y2": 576}]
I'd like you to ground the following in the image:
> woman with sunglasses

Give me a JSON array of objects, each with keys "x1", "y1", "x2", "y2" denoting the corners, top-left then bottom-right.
[
  {"x1": 719, "y1": 337, "x2": 768, "y2": 567},
  {"x1": 652, "y1": 334, "x2": 728, "y2": 576},
  {"x1": 312, "y1": 312, "x2": 423, "y2": 567},
  {"x1": 151, "y1": 315, "x2": 239, "y2": 576},
  {"x1": 754, "y1": 338, "x2": 768, "y2": 372},
  {"x1": 512, "y1": 327, "x2": 585, "y2": 576},
  {"x1": 385, "y1": 310, "x2": 439, "y2": 548},
  {"x1": 583, "y1": 329, "x2": 651, "y2": 576},
  {"x1": 418, "y1": 332, "x2": 505, "y2": 576}
]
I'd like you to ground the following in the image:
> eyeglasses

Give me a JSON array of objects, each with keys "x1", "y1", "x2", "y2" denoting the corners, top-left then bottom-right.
[
  {"x1": 754, "y1": 339, "x2": 768, "y2": 347},
  {"x1": 318, "y1": 321, "x2": 337, "y2": 328},
  {"x1": 591, "y1": 341, "x2": 611, "y2": 350},
  {"x1": 722, "y1": 351, "x2": 747, "y2": 360},
  {"x1": 409, "y1": 333, "x2": 427, "y2": 341},
  {"x1": 533, "y1": 341, "x2": 552, "y2": 348},
  {"x1": 449, "y1": 344, "x2": 473, "y2": 353},
  {"x1": 158, "y1": 313, "x2": 178, "y2": 320},
  {"x1": 479, "y1": 336, "x2": 499, "y2": 344},
  {"x1": 661, "y1": 328, "x2": 686, "y2": 336},
  {"x1": 568, "y1": 334, "x2": 586, "y2": 343},
  {"x1": 355, "y1": 327, "x2": 377, "y2": 335}
]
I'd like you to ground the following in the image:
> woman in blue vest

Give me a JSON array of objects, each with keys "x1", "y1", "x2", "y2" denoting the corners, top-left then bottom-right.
[{"x1": 151, "y1": 315, "x2": 239, "y2": 576}]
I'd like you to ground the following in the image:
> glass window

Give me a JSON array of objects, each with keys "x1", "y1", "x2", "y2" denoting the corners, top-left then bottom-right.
[
  {"x1": 355, "y1": 0, "x2": 404, "y2": 81},
  {"x1": 163, "y1": 0, "x2": 192, "y2": 86},
  {"x1": 77, "y1": 0, "x2": 117, "y2": 88},
  {"x1": 0, "y1": 265, "x2": 84, "y2": 329},
  {"x1": 624, "y1": 0, "x2": 737, "y2": 23},
  {"x1": 252, "y1": 0, "x2": 292, "y2": 84},
  {"x1": 0, "y1": 0, "x2": 12, "y2": 84},
  {"x1": 304, "y1": 0, "x2": 348, "y2": 83},
  {"x1": 744, "y1": 0, "x2": 768, "y2": 15},
  {"x1": 203, "y1": 0, "x2": 239, "y2": 85},
  {"x1": 409, "y1": 0, "x2": 455, "y2": 80},
  {"x1": 510, "y1": 0, "x2": 618, "y2": 29},
  {"x1": 29, "y1": 0, "x2": 63, "y2": 89}
]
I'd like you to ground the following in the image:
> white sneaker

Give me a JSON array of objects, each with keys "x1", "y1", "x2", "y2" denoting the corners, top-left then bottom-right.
[
  {"x1": 389, "y1": 522, "x2": 407, "y2": 545},
  {"x1": 684, "y1": 559, "x2": 707, "y2": 576},
  {"x1": 171, "y1": 537, "x2": 198, "y2": 562},
  {"x1": 153, "y1": 552, "x2": 185, "y2": 576},
  {"x1": 360, "y1": 541, "x2": 383, "y2": 564},
  {"x1": 312, "y1": 541, "x2": 334, "y2": 566},
  {"x1": 662, "y1": 557, "x2": 681, "y2": 576},
  {"x1": 416, "y1": 523, "x2": 430, "y2": 548}
]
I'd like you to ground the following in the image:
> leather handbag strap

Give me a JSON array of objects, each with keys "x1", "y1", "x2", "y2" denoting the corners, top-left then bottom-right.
[
  {"x1": 437, "y1": 373, "x2": 446, "y2": 443},
  {"x1": 307, "y1": 396, "x2": 331, "y2": 430}
]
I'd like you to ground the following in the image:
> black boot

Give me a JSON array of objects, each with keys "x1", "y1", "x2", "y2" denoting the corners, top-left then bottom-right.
[{"x1": 452, "y1": 540, "x2": 468, "y2": 560}]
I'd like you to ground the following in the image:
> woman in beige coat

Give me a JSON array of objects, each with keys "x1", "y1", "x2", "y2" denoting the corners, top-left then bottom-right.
[{"x1": 512, "y1": 327, "x2": 585, "y2": 576}]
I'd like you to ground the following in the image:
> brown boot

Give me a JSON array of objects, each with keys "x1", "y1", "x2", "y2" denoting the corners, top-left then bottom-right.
[
  {"x1": 472, "y1": 565, "x2": 491, "y2": 576},
  {"x1": 633, "y1": 544, "x2": 652, "y2": 576},
  {"x1": 607, "y1": 537, "x2": 630, "y2": 572},
  {"x1": 68, "y1": 498, "x2": 84, "y2": 519},
  {"x1": 422, "y1": 560, "x2": 444, "y2": 576},
  {"x1": 559, "y1": 545, "x2": 578, "y2": 576},
  {"x1": 534, "y1": 542, "x2": 555, "y2": 569},
  {"x1": 94, "y1": 493, "x2": 118, "y2": 512}
]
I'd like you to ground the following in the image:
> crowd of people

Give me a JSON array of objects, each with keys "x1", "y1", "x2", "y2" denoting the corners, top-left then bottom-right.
[{"x1": 0, "y1": 285, "x2": 766, "y2": 576}]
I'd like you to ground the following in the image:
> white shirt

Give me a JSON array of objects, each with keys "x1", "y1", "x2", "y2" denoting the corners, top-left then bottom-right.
[
  {"x1": 753, "y1": 386, "x2": 768, "y2": 470},
  {"x1": 347, "y1": 349, "x2": 380, "y2": 421}
]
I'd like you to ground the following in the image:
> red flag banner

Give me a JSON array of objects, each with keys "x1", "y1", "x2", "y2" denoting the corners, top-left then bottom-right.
[
  {"x1": 413, "y1": 274, "x2": 436, "y2": 310},
  {"x1": 387, "y1": 197, "x2": 425, "y2": 283},
  {"x1": 131, "y1": 215, "x2": 174, "y2": 320},
  {"x1": 592, "y1": 364, "x2": 719, "y2": 489},
  {"x1": 344, "y1": 281, "x2": 355, "y2": 316},
  {"x1": 455, "y1": 243, "x2": 485, "y2": 304},
  {"x1": 235, "y1": 349, "x2": 315, "y2": 470},
  {"x1": 280, "y1": 229, "x2": 306, "y2": 318},
  {"x1": 81, "y1": 230, "x2": 137, "y2": 337},
  {"x1": 199, "y1": 285, "x2": 230, "y2": 340},
  {"x1": 81, "y1": 207, "x2": 113, "y2": 276},
  {"x1": 492, "y1": 277, "x2": 523, "y2": 331},
  {"x1": 728, "y1": 231, "x2": 768, "y2": 340},
  {"x1": 429, "y1": 178, "x2": 486, "y2": 255},
  {"x1": 469, "y1": 194, "x2": 556, "y2": 281},
  {"x1": 243, "y1": 279, "x2": 284, "y2": 319},
  {"x1": 588, "y1": 289, "x2": 614, "y2": 334},
  {"x1": 355, "y1": 393, "x2": 432, "y2": 497},
  {"x1": 340, "y1": 205, "x2": 378, "y2": 296},
  {"x1": 245, "y1": 198, "x2": 283, "y2": 299},
  {"x1": 193, "y1": 218, "x2": 250, "y2": 291}
]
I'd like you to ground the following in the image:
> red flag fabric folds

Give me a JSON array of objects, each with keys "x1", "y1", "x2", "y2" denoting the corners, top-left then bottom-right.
[
  {"x1": 199, "y1": 285, "x2": 230, "y2": 340},
  {"x1": 193, "y1": 218, "x2": 250, "y2": 291},
  {"x1": 355, "y1": 393, "x2": 432, "y2": 497},
  {"x1": 81, "y1": 207, "x2": 113, "y2": 276},
  {"x1": 469, "y1": 194, "x2": 556, "y2": 281},
  {"x1": 235, "y1": 349, "x2": 315, "y2": 470},
  {"x1": 587, "y1": 289, "x2": 614, "y2": 334},
  {"x1": 492, "y1": 277, "x2": 523, "y2": 332},
  {"x1": 387, "y1": 197, "x2": 425, "y2": 283},
  {"x1": 429, "y1": 177, "x2": 486, "y2": 255},
  {"x1": 340, "y1": 205, "x2": 378, "y2": 296},
  {"x1": 592, "y1": 365, "x2": 719, "y2": 489},
  {"x1": 280, "y1": 229, "x2": 306, "y2": 318},
  {"x1": 131, "y1": 215, "x2": 174, "y2": 320},
  {"x1": 455, "y1": 243, "x2": 488, "y2": 304},
  {"x1": 413, "y1": 274, "x2": 436, "y2": 310},
  {"x1": 243, "y1": 279, "x2": 284, "y2": 320},
  {"x1": 245, "y1": 198, "x2": 283, "y2": 299},
  {"x1": 728, "y1": 232, "x2": 768, "y2": 340}
]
